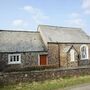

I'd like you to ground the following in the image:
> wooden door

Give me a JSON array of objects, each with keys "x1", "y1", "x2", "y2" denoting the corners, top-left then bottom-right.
[{"x1": 40, "y1": 55, "x2": 47, "y2": 65}]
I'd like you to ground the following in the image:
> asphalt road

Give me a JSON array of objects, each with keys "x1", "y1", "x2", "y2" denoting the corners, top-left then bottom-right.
[{"x1": 64, "y1": 83, "x2": 90, "y2": 90}]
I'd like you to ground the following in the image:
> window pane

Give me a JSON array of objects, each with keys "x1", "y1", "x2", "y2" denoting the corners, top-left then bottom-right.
[
  {"x1": 70, "y1": 49, "x2": 75, "y2": 61},
  {"x1": 14, "y1": 56, "x2": 16, "y2": 61},
  {"x1": 80, "y1": 45, "x2": 89, "y2": 60},
  {"x1": 81, "y1": 46, "x2": 86, "y2": 59},
  {"x1": 17, "y1": 56, "x2": 19, "y2": 61},
  {"x1": 10, "y1": 56, "x2": 12, "y2": 62}
]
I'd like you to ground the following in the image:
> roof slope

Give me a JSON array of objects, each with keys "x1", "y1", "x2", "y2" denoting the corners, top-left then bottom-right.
[
  {"x1": 0, "y1": 30, "x2": 46, "y2": 52},
  {"x1": 38, "y1": 25, "x2": 90, "y2": 43}
]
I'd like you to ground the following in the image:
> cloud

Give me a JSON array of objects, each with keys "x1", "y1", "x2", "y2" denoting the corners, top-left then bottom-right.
[
  {"x1": 65, "y1": 12, "x2": 85, "y2": 29},
  {"x1": 70, "y1": 13, "x2": 80, "y2": 18},
  {"x1": 66, "y1": 18, "x2": 84, "y2": 28},
  {"x1": 82, "y1": 0, "x2": 90, "y2": 15},
  {"x1": 82, "y1": 0, "x2": 90, "y2": 9},
  {"x1": 84, "y1": 9, "x2": 90, "y2": 14},
  {"x1": 23, "y1": 6, "x2": 32, "y2": 11},
  {"x1": 22, "y1": 5, "x2": 49, "y2": 24},
  {"x1": 12, "y1": 19, "x2": 28, "y2": 26},
  {"x1": 86, "y1": 10, "x2": 90, "y2": 13},
  {"x1": 65, "y1": 13, "x2": 89, "y2": 34}
]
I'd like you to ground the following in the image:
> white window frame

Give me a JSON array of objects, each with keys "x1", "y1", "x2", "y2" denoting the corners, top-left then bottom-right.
[
  {"x1": 70, "y1": 49, "x2": 75, "y2": 62},
  {"x1": 8, "y1": 54, "x2": 21, "y2": 64},
  {"x1": 80, "y1": 45, "x2": 89, "y2": 60},
  {"x1": 38, "y1": 54, "x2": 48, "y2": 66}
]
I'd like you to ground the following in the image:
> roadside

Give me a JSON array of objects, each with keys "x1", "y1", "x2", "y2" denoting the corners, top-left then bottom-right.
[
  {"x1": 1, "y1": 75, "x2": 90, "y2": 90},
  {"x1": 58, "y1": 83, "x2": 90, "y2": 90}
]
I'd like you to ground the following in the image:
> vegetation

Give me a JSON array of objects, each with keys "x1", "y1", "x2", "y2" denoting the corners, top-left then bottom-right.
[
  {"x1": 4, "y1": 65, "x2": 58, "y2": 72},
  {"x1": 1, "y1": 75, "x2": 90, "y2": 90}
]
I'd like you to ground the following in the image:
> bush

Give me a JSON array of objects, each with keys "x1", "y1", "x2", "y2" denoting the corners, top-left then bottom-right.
[{"x1": 3, "y1": 65, "x2": 58, "y2": 72}]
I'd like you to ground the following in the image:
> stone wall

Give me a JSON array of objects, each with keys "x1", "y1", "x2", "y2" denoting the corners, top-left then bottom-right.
[
  {"x1": 1, "y1": 66, "x2": 90, "y2": 85},
  {"x1": 61, "y1": 43, "x2": 90, "y2": 67},
  {"x1": 48, "y1": 43, "x2": 90, "y2": 67},
  {"x1": 0, "y1": 43, "x2": 90, "y2": 71},
  {"x1": 48, "y1": 44, "x2": 59, "y2": 66},
  {"x1": 0, "y1": 52, "x2": 46, "y2": 71}
]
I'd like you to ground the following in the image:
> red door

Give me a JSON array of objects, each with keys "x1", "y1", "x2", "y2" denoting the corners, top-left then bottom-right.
[{"x1": 40, "y1": 55, "x2": 47, "y2": 65}]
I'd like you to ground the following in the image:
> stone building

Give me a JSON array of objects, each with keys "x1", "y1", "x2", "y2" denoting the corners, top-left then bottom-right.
[{"x1": 0, "y1": 25, "x2": 90, "y2": 71}]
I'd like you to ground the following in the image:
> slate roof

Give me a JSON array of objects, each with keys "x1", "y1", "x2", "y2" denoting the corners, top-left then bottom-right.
[
  {"x1": 38, "y1": 25, "x2": 90, "y2": 43},
  {"x1": 0, "y1": 30, "x2": 46, "y2": 52}
]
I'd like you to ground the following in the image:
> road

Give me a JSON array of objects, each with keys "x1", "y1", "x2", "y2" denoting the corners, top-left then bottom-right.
[
  {"x1": 57, "y1": 83, "x2": 90, "y2": 90},
  {"x1": 64, "y1": 83, "x2": 90, "y2": 90}
]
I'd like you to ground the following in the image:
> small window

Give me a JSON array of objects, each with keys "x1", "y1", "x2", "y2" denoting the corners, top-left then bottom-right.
[
  {"x1": 70, "y1": 49, "x2": 75, "y2": 62},
  {"x1": 80, "y1": 45, "x2": 88, "y2": 60},
  {"x1": 8, "y1": 54, "x2": 21, "y2": 64}
]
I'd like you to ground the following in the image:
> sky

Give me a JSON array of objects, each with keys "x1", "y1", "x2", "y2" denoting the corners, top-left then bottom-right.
[{"x1": 0, "y1": 0, "x2": 90, "y2": 35}]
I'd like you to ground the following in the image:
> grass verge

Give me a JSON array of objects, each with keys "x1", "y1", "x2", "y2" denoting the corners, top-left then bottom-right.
[{"x1": 1, "y1": 75, "x2": 90, "y2": 90}]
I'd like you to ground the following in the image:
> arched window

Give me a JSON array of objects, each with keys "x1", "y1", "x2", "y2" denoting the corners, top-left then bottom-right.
[
  {"x1": 70, "y1": 49, "x2": 75, "y2": 62},
  {"x1": 80, "y1": 45, "x2": 88, "y2": 60}
]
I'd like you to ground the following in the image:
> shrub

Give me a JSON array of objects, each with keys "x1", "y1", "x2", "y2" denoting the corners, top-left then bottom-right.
[{"x1": 3, "y1": 65, "x2": 58, "y2": 72}]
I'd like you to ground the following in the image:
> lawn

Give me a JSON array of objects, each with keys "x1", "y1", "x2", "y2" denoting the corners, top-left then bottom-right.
[{"x1": 1, "y1": 75, "x2": 90, "y2": 90}]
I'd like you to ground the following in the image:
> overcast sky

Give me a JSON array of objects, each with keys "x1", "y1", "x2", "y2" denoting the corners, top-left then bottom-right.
[{"x1": 0, "y1": 0, "x2": 90, "y2": 35}]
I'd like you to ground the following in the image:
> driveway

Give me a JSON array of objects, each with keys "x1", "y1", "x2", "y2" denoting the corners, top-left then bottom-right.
[{"x1": 64, "y1": 83, "x2": 90, "y2": 90}]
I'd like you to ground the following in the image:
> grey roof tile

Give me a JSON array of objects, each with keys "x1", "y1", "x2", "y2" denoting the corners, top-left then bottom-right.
[
  {"x1": 0, "y1": 30, "x2": 46, "y2": 52},
  {"x1": 38, "y1": 25, "x2": 90, "y2": 43}
]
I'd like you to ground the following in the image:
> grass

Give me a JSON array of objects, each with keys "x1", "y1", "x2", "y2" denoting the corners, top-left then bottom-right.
[{"x1": 1, "y1": 75, "x2": 90, "y2": 90}]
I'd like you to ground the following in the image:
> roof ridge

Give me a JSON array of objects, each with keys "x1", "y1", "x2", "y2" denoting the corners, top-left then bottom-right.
[
  {"x1": 38, "y1": 24, "x2": 81, "y2": 30},
  {"x1": 0, "y1": 30, "x2": 38, "y2": 33}
]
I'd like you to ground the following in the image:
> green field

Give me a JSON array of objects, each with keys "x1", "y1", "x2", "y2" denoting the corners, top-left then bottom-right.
[{"x1": 1, "y1": 75, "x2": 90, "y2": 90}]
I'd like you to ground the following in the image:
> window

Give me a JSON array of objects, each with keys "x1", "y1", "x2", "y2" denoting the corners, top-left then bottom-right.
[
  {"x1": 8, "y1": 54, "x2": 21, "y2": 64},
  {"x1": 70, "y1": 49, "x2": 75, "y2": 62},
  {"x1": 38, "y1": 54, "x2": 48, "y2": 65},
  {"x1": 80, "y1": 45, "x2": 88, "y2": 60}
]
